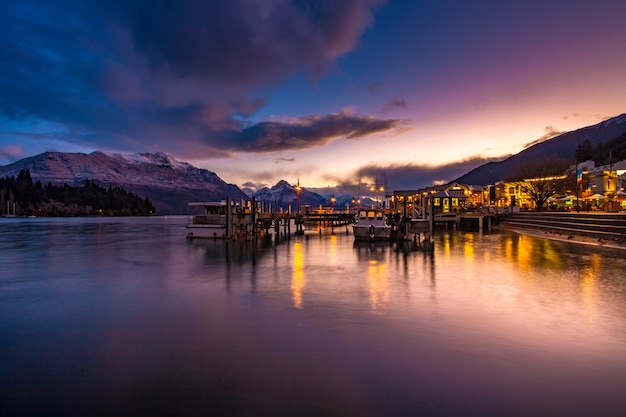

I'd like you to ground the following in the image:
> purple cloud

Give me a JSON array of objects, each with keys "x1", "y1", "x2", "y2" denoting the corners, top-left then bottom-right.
[
  {"x1": 523, "y1": 125, "x2": 568, "y2": 149},
  {"x1": 211, "y1": 111, "x2": 406, "y2": 152},
  {"x1": 342, "y1": 156, "x2": 506, "y2": 191},
  {"x1": 381, "y1": 98, "x2": 407, "y2": 113},
  {"x1": 0, "y1": 0, "x2": 389, "y2": 157}
]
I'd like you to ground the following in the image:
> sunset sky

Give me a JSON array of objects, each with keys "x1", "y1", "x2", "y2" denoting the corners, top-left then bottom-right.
[{"x1": 1, "y1": 0, "x2": 625, "y2": 191}]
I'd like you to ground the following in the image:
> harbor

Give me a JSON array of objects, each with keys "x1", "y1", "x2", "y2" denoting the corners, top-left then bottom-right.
[{"x1": 184, "y1": 193, "x2": 505, "y2": 256}]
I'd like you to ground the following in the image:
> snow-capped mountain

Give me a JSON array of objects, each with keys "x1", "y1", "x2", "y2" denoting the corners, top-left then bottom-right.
[
  {"x1": 0, "y1": 151, "x2": 248, "y2": 214},
  {"x1": 252, "y1": 180, "x2": 327, "y2": 211}
]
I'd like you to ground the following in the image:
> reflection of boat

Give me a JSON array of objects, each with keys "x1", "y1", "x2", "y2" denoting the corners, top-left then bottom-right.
[
  {"x1": 353, "y1": 240, "x2": 390, "y2": 262},
  {"x1": 352, "y1": 208, "x2": 391, "y2": 240}
]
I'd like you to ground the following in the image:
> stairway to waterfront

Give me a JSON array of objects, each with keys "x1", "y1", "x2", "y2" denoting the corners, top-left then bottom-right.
[{"x1": 499, "y1": 212, "x2": 626, "y2": 242}]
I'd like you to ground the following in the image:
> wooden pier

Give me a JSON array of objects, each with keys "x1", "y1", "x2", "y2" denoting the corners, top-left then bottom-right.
[
  {"x1": 187, "y1": 198, "x2": 358, "y2": 241},
  {"x1": 459, "y1": 213, "x2": 496, "y2": 231}
]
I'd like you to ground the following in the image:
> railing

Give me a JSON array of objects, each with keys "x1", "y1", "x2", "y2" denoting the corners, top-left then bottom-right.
[{"x1": 191, "y1": 214, "x2": 226, "y2": 225}]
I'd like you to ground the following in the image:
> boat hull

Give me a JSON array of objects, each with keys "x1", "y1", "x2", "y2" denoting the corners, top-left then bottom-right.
[
  {"x1": 186, "y1": 225, "x2": 228, "y2": 239},
  {"x1": 353, "y1": 224, "x2": 392, "y2": 240}
]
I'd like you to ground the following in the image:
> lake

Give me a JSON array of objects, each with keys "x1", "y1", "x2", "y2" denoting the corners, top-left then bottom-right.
[{"x1": 1, "y1": 216, "x2": 625, "y2": 416}]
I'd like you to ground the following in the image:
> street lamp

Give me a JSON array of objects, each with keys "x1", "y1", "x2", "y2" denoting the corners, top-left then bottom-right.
[
  {"x1": 295, "y1": 179, "x2": 301, "y2": 214},
  {"x1": 330, "y1": 194, "x2": 336, "y2": 211},
  {"x1": 369, "y1": 182, "x2": 384, "y2": 208}
]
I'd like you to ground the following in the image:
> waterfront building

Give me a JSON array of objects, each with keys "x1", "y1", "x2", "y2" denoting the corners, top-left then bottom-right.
[
  {"x1": 390, "y1": 189, "x2": 426, "y2": 218},
  {"x1": 389, "y1": 159, "x2": 626, "y2": 214},
  {"x1": 583, "y1": 159, "x2": 625, "y2": 211},
  {"x1": 390, "y1": 182, "x2": 485, "y2": 218}
]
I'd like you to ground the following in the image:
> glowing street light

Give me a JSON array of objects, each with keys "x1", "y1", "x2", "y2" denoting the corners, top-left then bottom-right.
[
  {"x1": 295, "y1": 179, "x2": 301, "y2": 214},
  {"x1": 370, "y1": 181, "x2": 384, "y2": 207}
]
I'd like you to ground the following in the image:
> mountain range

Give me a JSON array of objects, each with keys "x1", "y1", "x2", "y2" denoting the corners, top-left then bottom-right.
[
  {"x1": 453, "y1": 113, "x2": 626, "y2": 185},
  {"x1": 2, "y1": 113, "x2": 625, "y2": 214},
  {"x1": 0, "y1": 151, "x2": 248, "y2": 214}
]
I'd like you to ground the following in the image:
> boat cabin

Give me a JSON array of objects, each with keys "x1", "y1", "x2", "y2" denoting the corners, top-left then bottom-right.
[{"x1": 357, "y1": 209, "x2": 385, "y2": 222}]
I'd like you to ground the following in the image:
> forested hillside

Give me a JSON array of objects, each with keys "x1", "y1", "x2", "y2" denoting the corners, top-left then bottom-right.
[
  {"x1": 575, "y1": 132, "x2": 626, "y2": 164},
  {"x1": 1, "y1": 169, "x2": 156, "y2": 216}
]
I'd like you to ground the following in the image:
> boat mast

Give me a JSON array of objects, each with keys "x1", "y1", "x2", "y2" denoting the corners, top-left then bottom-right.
[{"x1": 357, "y1": 170, "x2": 361, "y2": 209}]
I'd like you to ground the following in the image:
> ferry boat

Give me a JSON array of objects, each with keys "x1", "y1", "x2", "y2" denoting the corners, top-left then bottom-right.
[
  {"x1": 186, "y1": 201, "x2": 231, "y2": 239},
  {"x1": 352, "y1": 208, "x2": 392, "y2": 240},
  {"x1": 186, "y1": 200, "x2": 254, "y2": 239},
  {"x1": 186, "y1": 198, "x2": 287, "y2": 240}
]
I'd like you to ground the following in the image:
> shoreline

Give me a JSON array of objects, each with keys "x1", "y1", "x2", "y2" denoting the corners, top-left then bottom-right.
[{"x1": 500, "y1": 225, "x2": 626, "y2": 251}]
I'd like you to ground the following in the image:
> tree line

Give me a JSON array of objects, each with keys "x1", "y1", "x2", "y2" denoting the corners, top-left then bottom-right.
[
  {"x1": 575, "y1": 132, "x2": 626, "y2": 165},
  {"x1": 1, "y1": 169, "x2": 156, "y2": 216}
]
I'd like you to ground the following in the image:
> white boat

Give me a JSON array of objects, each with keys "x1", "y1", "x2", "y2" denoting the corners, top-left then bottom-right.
[
  {"x1": 352, "y1": 208, "x2": 392, "y2": 240},
  {"x1": 186, "y1": 200, "x2": 254, "y2": 239},
  {"x1": 186, "y1": 201, "x2": 230, "y2": 239}
]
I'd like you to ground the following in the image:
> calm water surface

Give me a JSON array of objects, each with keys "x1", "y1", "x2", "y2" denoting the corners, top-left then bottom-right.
[{"x1": 1, "y1": 216, "x2": 625, "y2": 416}]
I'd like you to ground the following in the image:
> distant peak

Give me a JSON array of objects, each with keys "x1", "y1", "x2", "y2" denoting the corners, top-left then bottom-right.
[{"x1": 273, "y1": 179, "x2": 295, "y2": 190}]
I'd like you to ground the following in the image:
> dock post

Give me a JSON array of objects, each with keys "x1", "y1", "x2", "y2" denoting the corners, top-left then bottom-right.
[
  {"x1": 429, "y1": 197, "x2": 435, "y2": 240},
  {"x1": 226, "y1": 196, "x2": 232, "y2": 239},
  {"x1": 274, "y1": 200, "x2": 279, "y2": 242},
  {"x1": 251, "y1": 197, "x2": 257, "y2": 239}
]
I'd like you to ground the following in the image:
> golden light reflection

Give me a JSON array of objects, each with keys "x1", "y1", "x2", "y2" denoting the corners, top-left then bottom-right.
[
  {"x1": 442, "y1": 236, "x2": 451, "y2": 257},
  {"x1": 329, "y1": 234, "x2": 338, "y2": 265},
  {"x1": 539, "y1": 241, "x2": 561, "y2": 269},
  {"x1": 507, "y1": 234, "x2": 566, "y2": 272},
  {"x1": 504, "y1": 235, "x2": 514, "y2": 261},
  {"x1": 368, "y1": 260, "x2": 389, "y2": 312},
  {"x1": 514, "y1": 235, "x2": 533, "y2": 271},
  {"x1": 463, "y1": 233, "x2": 474, "y2": 257},
  {"x1": 291, "y1": 242, "x2": 305, "y2": 309},
  {"x1": 580, "y1": 254, "x2": 600, "y2": 318}
]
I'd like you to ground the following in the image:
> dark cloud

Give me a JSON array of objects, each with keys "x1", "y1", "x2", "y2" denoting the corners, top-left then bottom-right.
[
  {"x1": 126, "y1": 0, "x2": 385, "y2": 83},
  {"x1": 353, "y1": 156, "x2": 505, "y2": 191},
  {"x1": 209, "y1": 112, "x2": 405, "y2": 152},
  {"x1": 523, "y1": 125, "x2": 568, "y2": 149},
  {"x1": 0, "y1": 0, "x2": 387, "y2": 156},
  {"x1": 367, "y1": 82, "x2": 383, "y2": 93},
  {"x1": 303, "y1": 156, "x2": 504, "y2": 197},
  {"x1": 381, "y1": 98, "x2": 407, "y2": 113}
]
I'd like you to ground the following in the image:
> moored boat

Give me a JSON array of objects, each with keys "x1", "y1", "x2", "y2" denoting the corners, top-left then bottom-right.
[
  {"x1": 352, "y1": 208, "x2": 392, "y2": 240},
  {"x1": 186, "y1": 201, "x2": 230, "y2": 239}
]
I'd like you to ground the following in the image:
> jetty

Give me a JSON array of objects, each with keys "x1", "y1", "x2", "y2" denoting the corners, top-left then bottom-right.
[{"x1": 186, "y1": 198, "x2": 356, "y2": 241}]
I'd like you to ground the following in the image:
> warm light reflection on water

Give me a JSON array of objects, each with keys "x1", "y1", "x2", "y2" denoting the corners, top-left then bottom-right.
[
  {"x1": 1, "y1": 217, "x2": 625, "y2": 417},
  {"x1": 291, "y1": 241, "x2": 305, "y2": 308},
  {"x1": 368, "y1": 260, "x2": 389, "y2": 312},
  {"x1": 580, "y1": 254, "x2": 600, "y2": 321}
]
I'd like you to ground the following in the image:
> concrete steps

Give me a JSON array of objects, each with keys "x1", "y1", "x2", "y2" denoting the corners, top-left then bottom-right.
[{"x1": 500, "y1": 212, "x2": 626, "y2": 241}]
